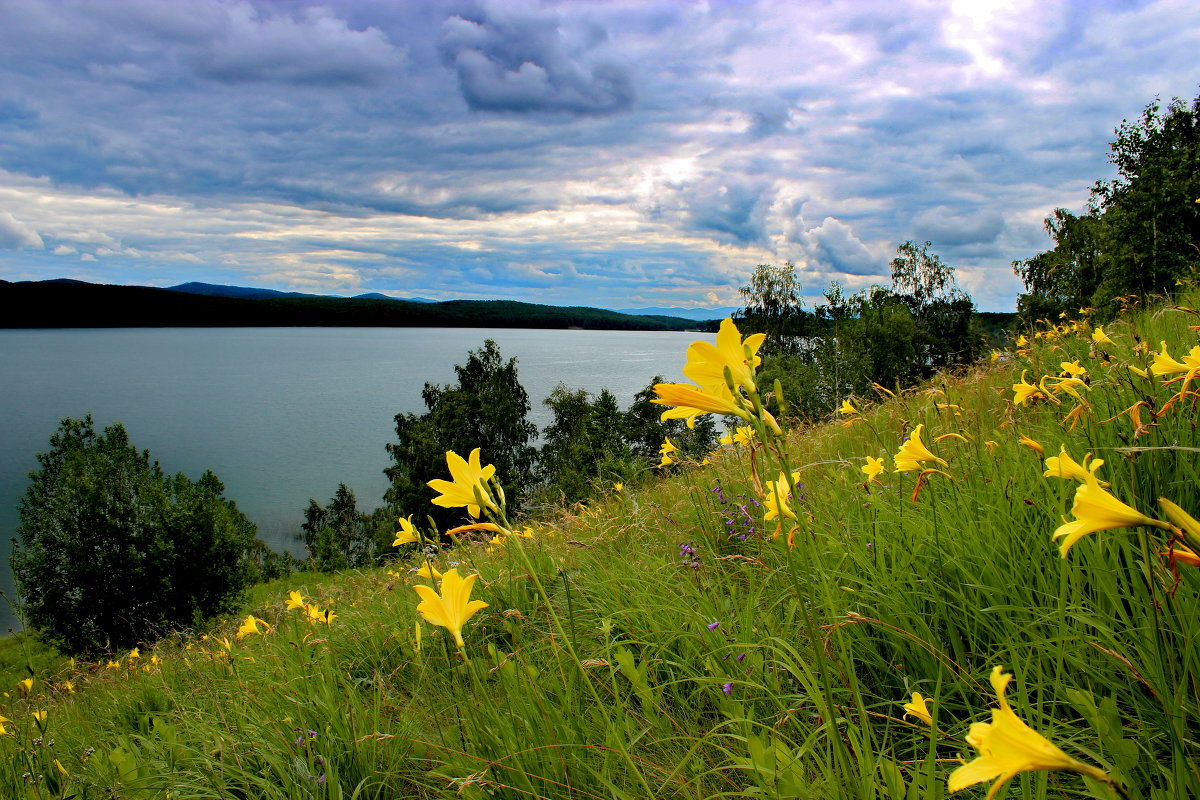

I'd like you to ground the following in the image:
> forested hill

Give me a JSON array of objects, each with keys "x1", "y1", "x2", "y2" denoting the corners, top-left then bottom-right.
[{"x1": 0, "y1": 279, "x2": 712, "y2": 331}]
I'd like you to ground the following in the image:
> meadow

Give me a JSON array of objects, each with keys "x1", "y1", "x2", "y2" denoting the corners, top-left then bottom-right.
[{"x1": 2, "y1": 290, "x2": 1198, "y2": 799}]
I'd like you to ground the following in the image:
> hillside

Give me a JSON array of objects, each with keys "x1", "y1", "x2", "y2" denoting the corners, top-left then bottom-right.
[
  {"x1": 2, "y1": 290, "x2": 1198, "y2": 798},
  {"x1": 0, "y1": 279, "x2": 708, "y2": 331}
]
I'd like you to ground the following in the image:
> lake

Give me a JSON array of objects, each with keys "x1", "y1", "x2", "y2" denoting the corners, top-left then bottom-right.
[{"x1": 0, "y1": 326, "x2": 712, "y2": 634}]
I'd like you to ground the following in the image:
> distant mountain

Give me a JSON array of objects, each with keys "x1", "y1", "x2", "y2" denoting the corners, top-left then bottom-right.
[
  {"x1": 616, "y1": 306, "x2": 738, "y2": 321},
  {"x1": 167, "y1": 282, "x2": 315, "y2": 300},
  {"x1": 2, "y1": 279, "x2": 713, "y2": 333},
  {"x1": 352, "y1": 292, "x2": 438, "y2": 303}
]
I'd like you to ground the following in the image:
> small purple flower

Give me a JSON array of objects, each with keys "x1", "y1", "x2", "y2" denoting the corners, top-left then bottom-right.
[
  {"x1": 316, "y1": 774, "x2": 326, "y2": 785},
  {"x1": 722, "y1": 682, "x2": 733, "y2": 696},
  {"x1": 736, "y1": 653, "x2": 746, "y2": 662},
  {"x1": 680, "y1": 543, "x2": 696, "y2": 556},
  {"x1": 707, "y1": 621, "x2": 720, "y2": 631}
]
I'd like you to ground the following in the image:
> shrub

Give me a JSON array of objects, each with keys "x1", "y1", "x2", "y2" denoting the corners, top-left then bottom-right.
[{"x1": 10, "y1": 416, "x2": 264, "y2": 655}]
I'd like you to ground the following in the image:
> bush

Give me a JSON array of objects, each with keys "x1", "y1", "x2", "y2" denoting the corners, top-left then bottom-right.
[{"x1": 10, "y1": 416, "x2": 265, "y2": 655}]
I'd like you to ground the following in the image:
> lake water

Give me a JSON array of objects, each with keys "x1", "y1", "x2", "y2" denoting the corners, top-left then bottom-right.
[{"x1": 0, "y1": 326, "x2": 712, "y2": 634}]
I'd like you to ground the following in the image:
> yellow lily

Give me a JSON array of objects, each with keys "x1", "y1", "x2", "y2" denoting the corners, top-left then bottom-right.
[
  {"x1": 949, "y1": 666, "x2": 1107, "y2": 798},
  {"x1": 893, "y1": 424, "x2": 948, "y2": 472},
  {"x1": 682, "y1": 318, "x2": 766, "y2": 393},
  {"x1": 428, "y1": 448, "x2": 498, "y2": 519},
  {"x1": 840, "y1": 399, "x2": 859, "y2": 416},
  {"x1": 1012, "y1": 370, "x2": 1045, "y2": 406},
  {"x1": 285, "y1": 590, "x2": 306, "y2": 610},
  {"x1": 653, "y1": 381, "x2": 752, "y2": 425},
  {"x1": 902, "y1": 692, "x2": 933, "y2": 725},
  {"x1": 236, "y1": 615, "x2": 268, "y2": 639},
  {"x1": 1150, "y1": 340, "x2": 1200, "y2": 376},
  {"x1": 16, "y1": 678, "x2": 32, "y2": 695},
  {"x1": 1053, "y1": 473, "x2": 1171, "y2": 557},
  {"x1": 1043, "y1": 446, "x2": 1105, "y2": 484},
  {"x1": 764, "y1": 471, "x2": 801, "y2": 525},
  {"x1": 415, "y1": 562, "x2": 443, "y2": 580},
  {"x1": 861, "y1": 456, "x2": 885, "y2": 482},
  {"x1": 393, "y1": 514, "x2": 419, "y2": 546},
  {"x1": 1018, "y1": 435, "x2": 1044, "y2": 456},
  {"x1": 413, "y1": 568, "x2": 489, "y2": 648},
  {"x1": 1091, "y1": 326, "x2": 1113, "y2": 344}
]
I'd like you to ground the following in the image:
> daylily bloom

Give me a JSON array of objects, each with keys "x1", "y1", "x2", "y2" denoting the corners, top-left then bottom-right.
[
  {"x1": 861, "y1": 456, "x2": 885, "y2": 482},
  {"x1": 393, "y1": 515, "x2": 419, "y2": 546},
  {"x1": 653, "y1": 381, "x2": 752, "y2": 426},
  {"x1": 286, "y1": 590, "x2": 306, "y2": 610},
  {"x1": 764, "y1": 471, "x2": 801, "y2": 524},
  {"x1": 948, "y1": 666, "x2": 1107, "y2": 798},
  {"x1": 1012, "y1": 371, "x2": 1045, "y2": 406},
  {"x1": 1018, "y1": 435, "x2": 1044, "y2": 456},
  {"x1": 0, "y1": 715, "x2": 9, "y2": 736},
  {"x1": 903, "y1": 692, "x2": 933, "y2": 725},
  {"x1": 236, "y1": 615, "x2": 268, "y2": 639},
  {"x1": 1091, "y1": 326, "x2": 1113, "y2": 344},
  {"x1": 1043, "y1": 446, "x2": 1105, "y2": 484},
  {"x1": 893, "y1": 425, "x2": 948, "y2": 472},
  {"x1": 682, "y1": 318, "x2": 766, "y2": 393},
  {"x1": 31, "y1": 710, "x2": 46, "y2": 723},
  {"x1": 1053, "y1": 473, "x2": 1171, "y2": 557},
  {"x1": 413, "y1": 568, "x2": 489, "y2": 648},
  {"x1": 840, "y1": 399, "x2": 859, "y2": 416},
  {"x1": 1150, "y1": 340, "x2": 1200, "y2": 377},
  {"x1": 128, "y1": 647, "x2": 140, "y2": 660},
  {"x1": 612, "y1": 482, "x2": 623, "y2": 492},
  {"x1": 1059, "y1": 360, "x2": 1086, "y2": 377},
  {"x1": 415, "y1": 562, "x2": 443, "y2": 580},
  {"x1": 658, "y1": 436, "x2": 678, "y2": 467},
  {"x1": 16, "y1": 678, "x2": 32, "y2": 695},
  {"x1": 428, "y1": 448, "x2": 498, "y2": 518}
]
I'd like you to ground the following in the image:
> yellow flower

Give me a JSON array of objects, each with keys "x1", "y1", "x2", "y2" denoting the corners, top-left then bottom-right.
[
  {"x1": 839, "y1": 399, "x2": 859, "y2": 416},
  {"x1": 415, "y1": 562, "x2": 443, "y2": 580},
  {"x1": 1091, "y1": 326, "x2": 1113, "y2": 344},
  {"x1": 16, "y1": 678, "x2": 32, "y2": 695},
  {"x1": 682, "y1": 318, "x2": 766, "y2": 393},
  {"x1": 1043, "y1": 446, "x2": 1104, "y2": 484},
  {"x1": 285, "y1": 590, "x2": 306, "y2": 610},
  {"x1": 653, "y1": 381, "x2": 752, "y2": 426},
  {"x1": 861, "y1": 456, "x2": 885, "y2": 482},
  {"x1": 393, "y1": 514, "x2": 419, "y2": 546},
  {"x1": 948, "y1": 666, "x2": 1107, "y2": 798},
  {"x1": 150, "y1": 655, "x2": 161, "y2": 666},
  {"x1": 658, "y1": 436, "x2": 678, "y2": 468},
  {"x1": 1018, "y1": 435, "x2": 1044, "y2": 456},
  {"x1": 428, "y1": 448, "x2": 498, "y2": 519},
  {"x1": 903, "y1": 692, "x2": 933, "y2": 725},
  {"x1": 1059, "y1": 360, "x2": 1086, "y2": 377},
  {"x1": 1053, "y1": 474, "x2": 1171, "y2": 557},
  {"x1": 0, "y1": 715, "x2": 8, "y2": 736},
  {"x1": 990, "y1": 350, "x2": 1003, "y2": 362},
  {"x1": 1012, "y1": 370, "x2": 1045, "y2": 406},
  {"x1": 105, "y1": 660, "x2": 120, "y2": 670},
  {"x1": 612, "y1": 482, "x2": 623, "y2": 492},
  {"x1": 31, "y1": 710, "x2": 47, "y2": 723},
  {"x1": 764, "y1": 471, "x2": 801, "y2": 524},
  {"x1": 893, "y1": 424, "x2": 948, "y2": 472},
  {"x1": 61, "y1": 681, "x2": 75, "y2": 694},
  {"x1": 128, "y1": 647, "x2": 140, "y2": 660},
  {"x1": 236, "y1": 615, "x2": 268, "y2": 639},
  {"x1": 412, "y1": 568, "x2": 489, "y2": 648}
]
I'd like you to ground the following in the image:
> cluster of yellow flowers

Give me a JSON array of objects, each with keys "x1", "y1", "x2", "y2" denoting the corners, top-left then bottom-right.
[{"x1": 284, "y1": 591, "x2": 336, "y2": 625}]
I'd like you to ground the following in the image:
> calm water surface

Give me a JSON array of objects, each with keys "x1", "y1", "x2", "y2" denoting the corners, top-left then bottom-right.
[{"x1": 0, "y1": 326, "x2": 711, "y2": 633}]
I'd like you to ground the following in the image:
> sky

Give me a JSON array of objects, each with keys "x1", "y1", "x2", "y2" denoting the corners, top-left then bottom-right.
[{"x1": 0, "y1": 1, "x2": 1196, "y2": 312}]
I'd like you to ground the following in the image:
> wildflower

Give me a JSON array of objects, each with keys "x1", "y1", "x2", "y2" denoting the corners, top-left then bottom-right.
[
  {"x1": 721, "y1": 682, "x2": 734, "y2": 696},
  {"x1": 682, "y1": 318, "x2": 766, "y2": 393},
  {"x1": 61, "y1": 681, "x2": 74, "y2": 694},
  {"x1": 128, "y1": 647, "x2": 140, "y2": 660},
  {"x1": 1017, "y1": 435, "x2": 1044, "y2": 456},
  {"x1": 707, "y1": 621, "x2": 720, "y2": 632},
  {"x1": 903, "y1": 692, "x2": 933, "y2": 725},
  {"x1": 393, "y1": 515, "x2": 419, "y2": 546},
  {"x1": 286, "y1": 590, "x2": 306, "y2": 611},
  {"x1": 105, "y1": 660, "x2": 119, "y2": 670},
  {"x1": 1054, "y1": 474, "x2": 1171, "y2": 557},
  {"x1": 415, "y1": 563, "x2": 443, "y2": 580},
  {"x1": 16, "y1": 678, "x2": 32, "y2": 695},
  {"x1": 1150, "y1": 340, "x2": 1200, "y2": 377},
  {"x1": 653, "y1": 381, "x2": 753, "y2": 426},
  {"x1": 658, "y1": 437, "x2": 678, "y2": 468},
  {"x1": 1043, "y1": 446, "x2": 1105, "y2": 484},
  {"x1": 861, "y1": 456, "x2": 885, "y2": 482},
  {"x1": 1059, "y1": 361, "x2": 1086, "y2": 377},
  {"x1": 764, "y1": 470, "x2": 801, "y2": 524},
  {"x1": 428, "y1": 448, "x2": 498, "y2": 518},
  {"x1": 0, "y1": 715, "x2": 8, "y2": 736},
  {"x1": 990, "y1": 350, "x2": 1003, "y2": 362},
  {"x1": 31, "y1": 710, "x2": 47, "y2": 723},
  {"x1": 948, "y1": 666, "x2": 1107, "y2": 797},
  {"x1": 412, "y1": 568, "x2": 488, "y2": 648},
  {"x1": 893, "y1": 424, "x2": 948, "y2": 472},
  {"x1": 1012, "y1": 371, "x2": 1045, "y2": 406},
  {"x1": 840, "y1": 399, "x2": 859, "y2": 416},
  {"x1": 236, "y1": 616, "x2": 268, "y2": 639},
  {"x1": 612, "y1": 482, "x2": 623, "y2": 492},
  {"x1": 150, "y1": 655, "x2": 161, "y2": 666},
  {"x1": 1091, "y1": 326, "x2": 1113, "y2": 344}
]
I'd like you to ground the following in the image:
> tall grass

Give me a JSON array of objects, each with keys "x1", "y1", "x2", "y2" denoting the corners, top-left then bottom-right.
[{"x1": 3, "y1": 294, "x2": 1199, "y2": 799}]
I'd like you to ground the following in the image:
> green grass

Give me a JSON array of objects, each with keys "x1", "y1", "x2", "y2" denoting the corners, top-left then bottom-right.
[{"x1": 3, "y1": 292, "x2": 1200, "y2": 799}]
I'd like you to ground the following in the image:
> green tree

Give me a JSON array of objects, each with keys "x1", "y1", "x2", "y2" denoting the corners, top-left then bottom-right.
[
  {"x1": 889, "y1": 240, "x2": 980, "y2": 373},
  {"x1": 735, "y1": 262, "x2": 809, "y2": 356},
  {"x1": 622, "y1": 377, "x2": 717, "y2": 465},
  {"x1": 385, "y1": 340, "x2": 537, "y2": 530},
  {"x1": 300, "y1": 484, "x2": 393, "y2": 572},
  {"x1": 537, "y1": 387, "x2": 635, "y2": 504},
  {"x1": 10, "y1": 416, "x2": 263, "y2": 655},
  {"x1": 1013, "y1": 209, "x2": 1107, "y2": 321}
]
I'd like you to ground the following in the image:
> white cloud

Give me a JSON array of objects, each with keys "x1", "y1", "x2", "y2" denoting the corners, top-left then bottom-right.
[{"x1": 0, "y1": 211, "x2": 43, "y2": 249}]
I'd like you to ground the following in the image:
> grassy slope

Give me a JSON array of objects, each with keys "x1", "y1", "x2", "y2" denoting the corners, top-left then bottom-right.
[{"x1": 3, "y1": 293, "x2": 1199, "y2": 799}]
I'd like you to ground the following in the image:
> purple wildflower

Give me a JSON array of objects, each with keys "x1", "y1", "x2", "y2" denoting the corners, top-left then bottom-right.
[
  {"x1": 722, "y1": 682, "x2": 733, "y2": 696},
  {"x1": 707, "y1": 621, "x2": 720, "y2": 631}
]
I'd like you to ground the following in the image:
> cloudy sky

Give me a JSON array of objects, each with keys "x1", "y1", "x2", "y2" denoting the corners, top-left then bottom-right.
[{"x1": 0, "y1": 0, "x2": 1196, "y2": 312}]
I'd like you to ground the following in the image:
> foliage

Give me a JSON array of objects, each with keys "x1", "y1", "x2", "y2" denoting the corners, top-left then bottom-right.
[
  {"x1": 385, "y1": 340, "x2": 537, "y2": 530},
  {"x1": 536, "y1": 386, "x2": 633, "y2": 504},
  {"x1": 300, "y1": 485, "x2": 394, "y2": 572},
  {"x1": 9, "y1": 416, "x2": 263, "y2": 655},
  {"x1": 889, "y1": 239, "x2": 981, "y2": 372},
  {"x1": 734, "y1": 262, "x2": 812, "y2": 356},
  {"x1": 622, "y1": 377, "x2": 718, "y2": 464},
  {"x1": 1015, "y1": 91, "x2": 1200, "y2": 318}
]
